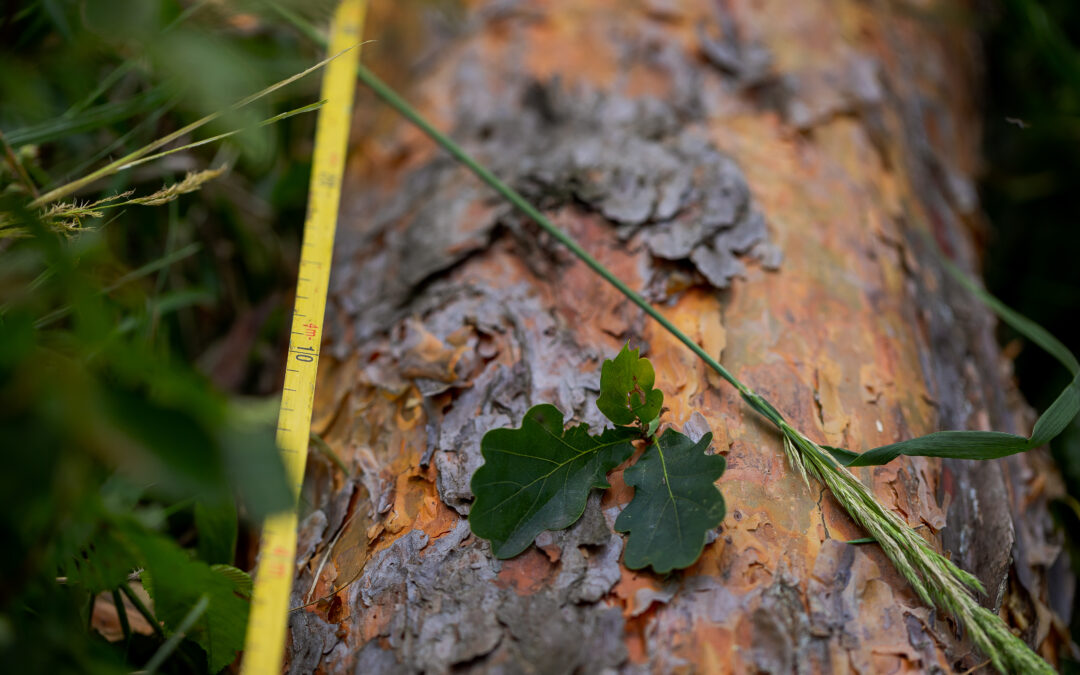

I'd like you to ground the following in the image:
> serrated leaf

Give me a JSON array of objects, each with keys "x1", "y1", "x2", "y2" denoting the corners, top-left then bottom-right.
[
  {"x1": 209, "y1": 564, "x2": 253, "y2": 597},
  {"x1": 130, "y1": 532, "x2": 249, "y2": 673},
  {"x1": 615, "y1": 429, "x2": 726, "y2": 573},
  {"x1": 597, "y1": 344, "x2": 664, "y2": 428},
  {"x1": 470, "y1": 404, "x2": 636, "y2": 558},
  {"x1": 60, "y1": 526, "x2": 137, "y2": 593}
]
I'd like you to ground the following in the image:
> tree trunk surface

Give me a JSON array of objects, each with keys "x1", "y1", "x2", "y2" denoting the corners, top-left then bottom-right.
[{"x1": 287, "y1": 1, "x2": 1071, "y2": 672}]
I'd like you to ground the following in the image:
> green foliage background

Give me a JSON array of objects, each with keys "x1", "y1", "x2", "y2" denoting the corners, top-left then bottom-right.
[
  {"x1": 981, "y1": 0, "x2": 1080, "y2": 645},
  {"x1": 0, "y1": 1, "x2": 334, "y2": 672}
]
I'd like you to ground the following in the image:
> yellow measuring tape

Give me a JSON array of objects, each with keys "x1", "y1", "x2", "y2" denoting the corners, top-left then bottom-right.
[{"x1": 241, "y1": 1, "x2": 365, "y2": 671}]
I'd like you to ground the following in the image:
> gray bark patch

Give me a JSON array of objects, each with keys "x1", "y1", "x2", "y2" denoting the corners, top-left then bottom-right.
[
  {"x1": 494, "y1": 592, "x2": 627, "y2": 674},
  {"x1": 331, "y1": 73, "x2": 781, "y2": 349},
  {"x1": 474, "y1": 81, "x2": 781, "y2": 291},
  {"x1": 295, "y1": 519, "x2": 629, "y2": 674},
  {"x1": 417, "y1": 283, "x2": 611, "y2": 515},
  {"x1": 534, "y1": 493, "x2": 624, "y2": 604}
]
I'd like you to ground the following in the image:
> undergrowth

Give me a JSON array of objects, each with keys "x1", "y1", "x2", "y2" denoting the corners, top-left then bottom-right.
[
  {"x1": 983, "y1": 0, "x2": 1080, "y2": 650},
  {"x1": 0, "y1": 1, "x2": 336, "y2": 672}
]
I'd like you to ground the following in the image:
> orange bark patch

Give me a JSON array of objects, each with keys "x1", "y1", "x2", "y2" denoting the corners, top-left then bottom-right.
[
  {"x1": 495, "y1": 547, "x2": 558, "y2": 595},
  {"x1": 303, "y1": 0, "x2": 1053, "y2": 670},
  {"x1": 815, "y1": 358, "x2": 851, "y2": 446},
  {"x1": 521, "y1": 9, "x2": 618, "y2": 87},
  {"x1": 695, "y1": 624, "x2": 735, "y2": 673},
  {"x1": 643, "y1": 288, "x2": 727, "y2": 425},
  {"x1": 611, "y1": 567, "x2": 670, "y2": 618}
]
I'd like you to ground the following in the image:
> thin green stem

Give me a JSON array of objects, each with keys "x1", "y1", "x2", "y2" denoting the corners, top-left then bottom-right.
[
  {"x1": 120, "y1": 583, "x2": 164, "y2": 639},
  {"x1": 61, "y1": 63, "x2": 137, "y2": 121},
  {"x1": 30, "y1": 49, "x2": 350, "y2": 208},
  {"x1": 0, "y1": 130, "x2": 38, "y2": 198},
  {"x1": 114, "y1": 99, "x2": 325, "y2": 173},
  {"x1": 111, "y1": 589, "x2": 132, "y2": 641},
  {"x1": 60, "y1": 0, "x2": 212, "y2": 119},
  {"x1": 353, "y1": 63, "x2": 747, "y2": 396},
  {"x1": 279, "y1": 17, "x2": 1051, "y2": 673},
  {"x1": 264, "y1": 0, "x2": 329, "y2": 46},
  {"x1": 33, "y1": 242, "x2": 202, "y2": 328},
  {"x1": 275, "y1": 11, "x2": 752, "y2": 398},
  {"x1": 142, "y1": 594, "x2": 209, "y2": 675}
]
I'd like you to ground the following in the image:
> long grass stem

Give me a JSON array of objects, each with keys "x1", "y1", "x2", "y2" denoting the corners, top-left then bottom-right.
[
  {"x1": 352, "y1": 63, "x2": 747, "y2": 395},
  {"x1": 120, "y1": 583, "x2": 164, "y2": 640},
  {"x1": 279, "y1": 15, "x2": 1053, "y2": 673},
  {"x1": 348, "y1": 63, "x2": 1054, "y2": 674},
  {"x1": 30, "y1": 50, "x2": 351, "y2": 208},
  {"x1": 142, "y1": 594, "x2": 209, "y2": 675}
]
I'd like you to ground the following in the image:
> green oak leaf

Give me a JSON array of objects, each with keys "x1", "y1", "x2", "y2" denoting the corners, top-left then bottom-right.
[
  {"x1": 615, "y1": 428, "x2": 726, "y2": 573},
  {"x1": 470, "y1": 403, "x2": 637, "y2": 558},
  {"x1": 597, "y1": 343, "x2": 664, "y2": 428}
]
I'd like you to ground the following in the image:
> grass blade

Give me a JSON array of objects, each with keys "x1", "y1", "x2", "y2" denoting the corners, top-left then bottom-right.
[
  {"x1": 30, "y1": 48, "x2": 354, "y2": 208},
  {"x1": 5, "y1": 88, "x2": 172, "y2": 148},
  {"x1": 272, "y1": 13, "x2": 1062, "y2": 671},
  {"x1": 142, "y1": 594, "x2": 209, "y2": 675},
  {"x1": 34, "y1": 242, "x2": 202, "y2": 329},
  {"x1": 833, "y1": 243, "x2": 1079, "y2": 466},
  {"x1": 344, "y1": 61, "x2": 1061, "y2": 673},
  {"x1": 115, "y1": 100, "x2": 326, "y2": 173},
  {"x1": 787, "y1": 424, "x2": 1054, "y2": 674}
]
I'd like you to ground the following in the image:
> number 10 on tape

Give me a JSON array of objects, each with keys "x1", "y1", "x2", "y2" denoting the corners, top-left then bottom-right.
[{"x1": 241, "y1": 1, "x2": 366, "y2": 672}]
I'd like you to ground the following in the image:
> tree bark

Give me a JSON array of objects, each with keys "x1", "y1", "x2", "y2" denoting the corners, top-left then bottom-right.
[{"x1": 287, "y1": 1, "x2": 1071, "y2": 672}]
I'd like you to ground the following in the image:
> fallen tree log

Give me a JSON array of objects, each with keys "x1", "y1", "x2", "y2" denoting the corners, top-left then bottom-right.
[{"x1": 284, "y1": 1, "x2": 1071, "y2": 671}]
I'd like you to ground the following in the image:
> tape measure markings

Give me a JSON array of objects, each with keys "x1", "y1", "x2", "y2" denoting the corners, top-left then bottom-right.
[{"x1": 240, "y1": 1, "x2": 366, "y2": 672}]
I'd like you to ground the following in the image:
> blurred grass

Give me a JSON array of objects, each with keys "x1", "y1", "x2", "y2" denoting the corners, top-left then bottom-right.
[
  {"x1": 0, "y1": 0, "x2": 337, "y2": 672},
  {"x1": 981, "y1": 0, "x2": 1080, "y2": 646}
]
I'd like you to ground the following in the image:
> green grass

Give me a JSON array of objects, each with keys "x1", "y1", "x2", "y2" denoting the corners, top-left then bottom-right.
[
  {"x1": 0, "y1": 1, "x2": 336, "y2": 672},
  {"x1": 983, "y1": 0, "x2": 1080, "y2": 654},
  {"x1": 313, "y1": 12, "x2": 1068, "y2": 675}
]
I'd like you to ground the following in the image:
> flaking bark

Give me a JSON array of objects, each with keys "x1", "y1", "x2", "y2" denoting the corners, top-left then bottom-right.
[{"x1": 287, "y1": 1, "x2": 1071, "y2": 672}]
